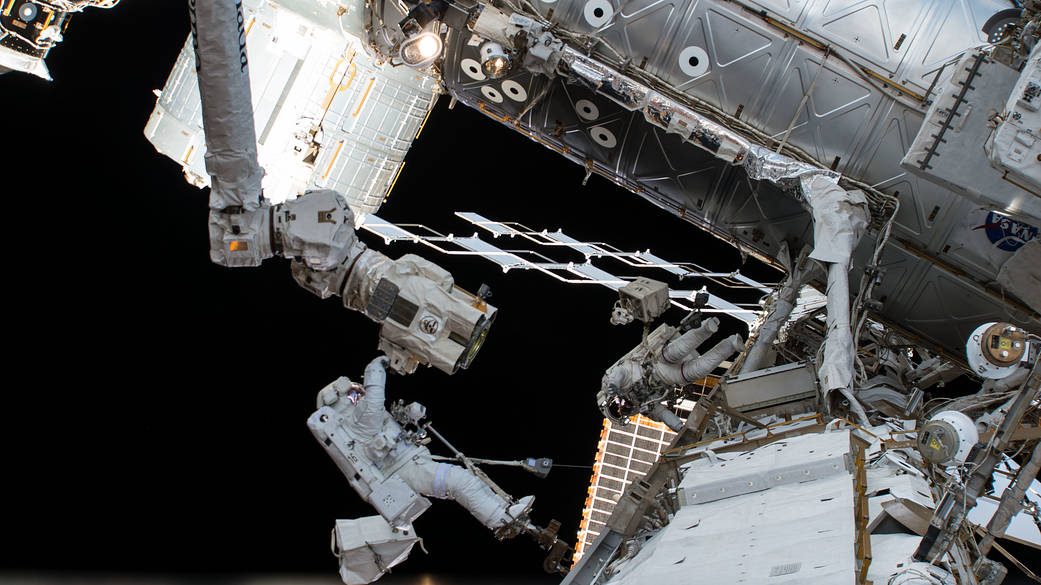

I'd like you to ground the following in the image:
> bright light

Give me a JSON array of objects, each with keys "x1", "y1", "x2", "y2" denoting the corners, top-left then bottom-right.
[
  {"x1": 400, "y1": 32, "x2": 443, "y2": 69},
  {"x1": 416, "y1": 34, "x2": 440, "y2": 59},
  {"x1": 479, "y1": 41, "x2": 511, "y2": 79}
]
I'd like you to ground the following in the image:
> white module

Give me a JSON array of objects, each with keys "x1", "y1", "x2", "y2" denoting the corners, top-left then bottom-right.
[
  {"x1": 987, "y1": 41, "x2": 1041, "y2": 203},
  {"x1": 143, "y1": 0, "x2": 439, "y2": 214}
]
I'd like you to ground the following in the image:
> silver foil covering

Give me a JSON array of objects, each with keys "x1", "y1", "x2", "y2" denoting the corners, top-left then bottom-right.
[
  {"x1": 559, "y1": 46, "x2": 838, "y2": 195},
  {"x1": 747, "y1": 146, "x2": 840, "y2": 191},
  {"x1": 343, "y1": 248, "x2": 394, "y2": 313}
]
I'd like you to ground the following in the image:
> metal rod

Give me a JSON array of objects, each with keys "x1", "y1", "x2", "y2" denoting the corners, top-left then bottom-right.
[
  {"x1": 978, "y1": 439, "x2": 1041, "y2": 556},
  {"x1": 1001, "y1": 169, "x2": 1041, "y2": 200},
  {"x1": 431, "y1": 455, "x2": 523, "y2": 467},
  {"x1": 424, "y1": 423, "x2": 513, "y2": 500},
  {"x1": 921, "y1": 62, "x2": 947, "y2": 106},
  {"x1": 776, "y1": 49, "x2": 830, "y2": 154}
]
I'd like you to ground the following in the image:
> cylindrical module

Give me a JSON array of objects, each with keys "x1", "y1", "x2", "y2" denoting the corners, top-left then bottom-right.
[{"x1": 190, "y1": 0, "x2": 265, "y2": 211}]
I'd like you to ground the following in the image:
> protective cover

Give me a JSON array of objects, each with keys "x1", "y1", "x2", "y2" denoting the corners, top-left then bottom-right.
[
  {"x1": 191, "y1": 0, "x2": 265, "y2": 211},
  {"x1": 802, "y1": 176, "x2": 868, "y2": 265},
  {"x1": 802, "y1": 176, "x2": 868, "y2": 413},
  {"x1": 279, "y1": 190, "x2": 359, "y2": 271},
  {"x1": 0, "y1": 46, "x2": 51, "y2": 79},
  {"x1": 333, "y1": 515, "x2": 419, "y2": 584}
]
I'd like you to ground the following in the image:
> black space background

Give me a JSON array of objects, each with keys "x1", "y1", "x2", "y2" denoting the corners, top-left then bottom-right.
[{"x1": 0, "y1": 1, "x2": 816, "y2": 581}]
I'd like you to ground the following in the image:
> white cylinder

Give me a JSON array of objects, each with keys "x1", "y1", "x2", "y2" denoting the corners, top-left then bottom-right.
[
  {"x1": 888, "y1": 562, "x2": 955, "y2": 585},
  {"x1": 918, "y1": 410, "x2": 979, "y2": 465}
]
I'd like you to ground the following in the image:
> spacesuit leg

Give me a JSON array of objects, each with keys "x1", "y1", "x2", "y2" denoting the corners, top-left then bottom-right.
[
  {"x1": 653, "y1": 333, "x2": 744, "y2": 385},
  {"x1": 680, "y1": 334, "x2": 745, "y2": 382},
  {"x1": 397, "y1": 454, "x2": 532, "y2": 531},
  {"x1": 661, "y1": 317, "x2": 720, "y2": 363}
]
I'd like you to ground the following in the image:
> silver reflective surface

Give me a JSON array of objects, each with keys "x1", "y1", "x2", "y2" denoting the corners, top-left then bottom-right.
[{"x1": 440, "y1": 0, "x2": 1041, "y2": 359}]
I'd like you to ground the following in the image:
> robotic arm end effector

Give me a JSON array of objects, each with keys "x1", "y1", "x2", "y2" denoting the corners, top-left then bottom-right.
[
  {"x1": 371, "y1": 258, "x2": 498, "y2": 375},
  {"x1": 209, "y1": 189, "x2": 498, "y2": 375}
]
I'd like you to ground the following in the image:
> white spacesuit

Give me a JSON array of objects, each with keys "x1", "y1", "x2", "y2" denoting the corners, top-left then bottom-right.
[
  {"x1": 599, "y1": 317, "x2": 744, "y2": 430},
  {"x1": 309, "y1": 356, "x2": 533, "y2": 535}
]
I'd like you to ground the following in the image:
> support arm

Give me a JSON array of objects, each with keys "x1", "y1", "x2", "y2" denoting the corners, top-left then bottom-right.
[
  {"x1": 742, "y1": 249, "x2": 814, "y2": 372},
  {"x1": 802, "y1": 175, "x2": 870, "y2": 423},
  {"x1": 191, "y1": 0, "x2": 264, "y2": 213},
  {"x1": 189, "y1": 4, "x2": 495, "y2": 375}
]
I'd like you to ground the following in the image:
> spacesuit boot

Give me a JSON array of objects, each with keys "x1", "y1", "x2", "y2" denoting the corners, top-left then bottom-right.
[
  {"x1": 485, "y1": 494, "x2": 535, "y2": 539},
  {"x1": 390, "y1": 453, "x2": 533, "y2": 538},
  {"x1": 506, "y1": 495, "x2": 535, "y2": 523}
]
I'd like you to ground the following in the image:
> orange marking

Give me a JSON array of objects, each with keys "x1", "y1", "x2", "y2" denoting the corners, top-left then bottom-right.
[
  {"x1": 342, "y1": 65, "x2": 357, "y2": 91},
  {"x1": 320, "y1": 60, "x2": 356, "y2": 112},
  {"x1": 352, "y1": 77, "x2": 375, "y2": 117},
  {"x1": 327, "y1": 58, "x2": 357, "y2": 92},
  {"x1": 322, "y1": 141, "x2": 344, "y2": 179},
  {"x1": 384, "y1": 161, "x2": 405, "y2": 201},
  {"x1": 414, "y1": 104, "x2": 434, "y2": 140}
]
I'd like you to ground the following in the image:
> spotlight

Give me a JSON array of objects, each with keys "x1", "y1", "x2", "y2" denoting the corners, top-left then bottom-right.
[
  {"x1": 479, "y1": 41, "x2": 512, "y2": 79},
  {"x1": 400, "y1": 32, "x2": 443, "y2": 69}
]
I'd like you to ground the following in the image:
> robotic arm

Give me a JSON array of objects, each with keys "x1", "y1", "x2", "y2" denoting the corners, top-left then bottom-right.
[
  {"x1": 215, "y1": 189, "x2": 497, "y2": 374},
  {"x1": 191, "y1": 2, "x2": 495, "y2": 375}
]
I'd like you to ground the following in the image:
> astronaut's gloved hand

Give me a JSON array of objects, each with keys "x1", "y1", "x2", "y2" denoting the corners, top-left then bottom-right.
[{"x1": 316, "y1": 377, "x2": 365, "y2": 408}]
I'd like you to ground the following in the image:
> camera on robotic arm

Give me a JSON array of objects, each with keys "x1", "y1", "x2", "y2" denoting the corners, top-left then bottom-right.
[
  {"x1": 609, "y1": 276, "x2": 710, "y2": 329},
  {"x1": 210, "y1": 189, "x2": 498, "y2": 376},
  {"x1": 386, "y1": 0, "x2": 485, "y2": 69}
]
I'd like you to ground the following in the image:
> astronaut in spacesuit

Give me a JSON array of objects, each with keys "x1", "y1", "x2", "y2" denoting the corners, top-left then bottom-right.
[
  {"x1": 309, "y1": 355, "x2": 534, "y2": 536},
  {"x1": 599, "y1": 316, "x2": 745, "y2": 430}
]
